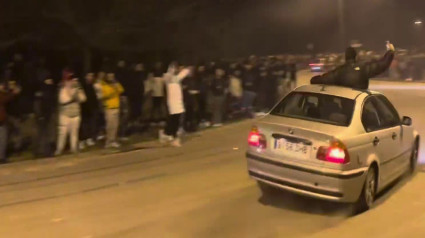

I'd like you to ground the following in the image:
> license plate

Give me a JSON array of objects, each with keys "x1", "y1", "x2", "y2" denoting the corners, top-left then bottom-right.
[{"x1": 274, "y1": 139, "x2": 310, "y2": 158}]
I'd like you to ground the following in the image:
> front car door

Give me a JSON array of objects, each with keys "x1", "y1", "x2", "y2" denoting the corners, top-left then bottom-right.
[{"x1": 374, "y1": 95, "x2": 410, "y2": 177}]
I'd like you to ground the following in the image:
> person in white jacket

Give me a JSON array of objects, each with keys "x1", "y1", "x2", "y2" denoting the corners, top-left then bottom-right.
[
  {"x1": 55, "y1": 70, "x2": 87, "y2": 155},
  {"x1": 159, "y1": 62, "x2": 190, "y2": 147}
]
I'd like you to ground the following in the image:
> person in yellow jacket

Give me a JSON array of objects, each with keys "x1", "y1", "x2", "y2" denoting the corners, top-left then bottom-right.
[{"x1": 99, "y1": 72, "x2": 124, "y2": 148}]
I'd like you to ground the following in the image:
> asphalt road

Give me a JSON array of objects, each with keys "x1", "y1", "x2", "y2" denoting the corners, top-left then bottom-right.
[{"x1": 0, "y1": 71, "x2": 424, "y2": 238}]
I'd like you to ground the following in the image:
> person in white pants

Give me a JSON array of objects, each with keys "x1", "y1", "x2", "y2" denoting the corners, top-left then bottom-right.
[{"x1": 55, "y1": 70, "x2": 87, "y2": 156}]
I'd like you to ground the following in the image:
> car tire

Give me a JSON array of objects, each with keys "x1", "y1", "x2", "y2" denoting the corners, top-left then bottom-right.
[
  {"x1": 353, "y1": 166, "x2": 377, "y2": 214},
  {"x1": 410, "y1": 138, "x2": 419, "y2": 174}
]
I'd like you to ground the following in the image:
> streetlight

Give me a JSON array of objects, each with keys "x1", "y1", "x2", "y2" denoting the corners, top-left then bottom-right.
[{"x1": 413, "y1": 19, "x2": 423, "y2": 49}]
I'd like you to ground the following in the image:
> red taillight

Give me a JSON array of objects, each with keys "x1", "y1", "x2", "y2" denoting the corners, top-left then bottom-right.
[
  {"x1": 248, "y1": 127, "x2": 267, "y2": 148},
  {"x1": 316, "y1": 140, "x2": 350, "y2": 164},
  {"x1": 248, "y1": 132, "x2": 261, "y2": 146}
]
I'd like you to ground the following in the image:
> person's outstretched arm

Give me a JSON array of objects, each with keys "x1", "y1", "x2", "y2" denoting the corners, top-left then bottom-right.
[
  {"x1": 177, "y1": 68, "x2": 190, "y2": 82},
  {"x1": 363, "y1": 43, "x2": 395, "y2": 78},
  {"x1": 310, "y1": 67, "x2": 341, "y2": 85}
]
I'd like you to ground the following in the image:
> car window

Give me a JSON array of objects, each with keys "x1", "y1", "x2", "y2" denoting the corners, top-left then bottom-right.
[
  {"x1": 361, "y1": 98, "x2": 381, "y2": 132},
  {"x1": 307, "y1": 96, "x2": 318, "y2": 106},
  {"x1": 270, "y1": 92, "x2": 355, "y2": 126},
  {"x1": 374, "y1": 95, "x2": 401, "y2": 128}
]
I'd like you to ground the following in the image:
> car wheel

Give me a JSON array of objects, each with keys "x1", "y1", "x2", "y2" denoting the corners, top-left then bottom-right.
[
  {"x1": 354, "y1": 166, "x2": 377, "y2": 214},
  {"x1": 410, "y1": 138, "x2": 419, "y2": 174}
]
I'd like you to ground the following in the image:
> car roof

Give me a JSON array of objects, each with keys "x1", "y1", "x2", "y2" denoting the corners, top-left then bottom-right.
[{"x1": 294, "y1": 84, "x2": 382, "y2": 100}]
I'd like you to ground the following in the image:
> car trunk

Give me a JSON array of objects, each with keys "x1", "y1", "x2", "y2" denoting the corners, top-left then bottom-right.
[{"x1": 255, "y1": 115, "x2": 349, "y2": 169}]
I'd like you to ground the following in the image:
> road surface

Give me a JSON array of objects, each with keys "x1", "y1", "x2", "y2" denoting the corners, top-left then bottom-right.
[{"x1": 0, "y1": 71, "x2": 425, "y2": 238}]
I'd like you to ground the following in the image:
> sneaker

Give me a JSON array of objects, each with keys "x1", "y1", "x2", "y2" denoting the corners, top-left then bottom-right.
[
  {"x1": 159, "y1": 129, "x2": 166, "y2": 143},
  {"x1": 159, "y1": 130, "x2": 173, "y2": 144},
  {"x1": 212, "y1": 123, "x2": 223, "y2": 127},
  {"x1": 79, "y1": 141, "x2": 86, "y2": 150},
  {"x1": 177, "y1": 128, "x2": 185, "y2": 136},
  {"x1": 86, "y1": 138, "x2": 95, "y2": 146},
  {"x1": 97, "y1": 135, "x2": 105, "y2": 141},
  {"x1": 199, "y1": 121, "x2": 211, "y2": 129},
  {"x1": 111, "y1": 142, "x2": 121, "y2": 148},
  {"x1": 106, "y1": 142, "x2": 121, "y2": 149},
  {"x1": 170, "y1": 138, "x2": 182, "y2": 147}
]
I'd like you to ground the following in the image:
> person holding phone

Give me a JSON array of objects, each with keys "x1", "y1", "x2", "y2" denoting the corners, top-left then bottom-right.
[{"x1": 311, "y1": 41, "x2": 395, "y2": 90}]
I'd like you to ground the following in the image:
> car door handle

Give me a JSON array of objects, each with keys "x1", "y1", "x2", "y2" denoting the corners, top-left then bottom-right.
[
  {"x1": 392, "y1": 132, "x2": 397, "y2": 140},
  {"x1": 373, "y1": 137, "x2": 380, "y2": 146}
]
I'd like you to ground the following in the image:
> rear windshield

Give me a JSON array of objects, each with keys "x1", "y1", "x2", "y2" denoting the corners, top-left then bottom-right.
[{"x1": 270, "y1": 92, "x2": 355, "y2": 126}]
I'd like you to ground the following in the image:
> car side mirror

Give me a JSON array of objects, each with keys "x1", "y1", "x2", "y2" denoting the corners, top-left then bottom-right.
[{"x1": 402, "y1": 116, "x2": 412, "y2": 126}]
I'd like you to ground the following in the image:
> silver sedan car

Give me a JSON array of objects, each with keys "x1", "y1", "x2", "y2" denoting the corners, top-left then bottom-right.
[{"x1": 246, "y1": 84, "x2": 419, "y2": 212}]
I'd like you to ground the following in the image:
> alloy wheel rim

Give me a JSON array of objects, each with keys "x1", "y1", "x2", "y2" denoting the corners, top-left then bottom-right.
[
  {"x1": 365, "y1": 170, "x2": 375, "y2": 207},
  {"x1": 412, "y1": 142, "x2": 419, "y2": 170},
  {"x1": 414, "y1": 143, "x2": 419, "y2": 161}
]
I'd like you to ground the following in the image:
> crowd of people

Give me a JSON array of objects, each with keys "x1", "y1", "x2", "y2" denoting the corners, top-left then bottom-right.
[
  {"x1": 0, "y1": 54, "x2": 299, "y2": 162},
  {"x1": 388, "y1": 53, "x2": 425, "y2": 81}
]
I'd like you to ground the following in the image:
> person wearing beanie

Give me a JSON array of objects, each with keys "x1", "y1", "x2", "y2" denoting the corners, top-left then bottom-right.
[
  {"x1": 210, "y1": 64, "x2": 228, "y2": 127},
  {"x1": 55, "y1": 69, "x2": 86, "y2": 155},
  {"x1": 241, "y1": 60, "x2": 259, "y2": 118},
  {"x1": 79, "y1": 72, "x2": 100, "y2": 150},
  {"x1": 311, "y1": 42, "x2": 395, "y2": 90}
]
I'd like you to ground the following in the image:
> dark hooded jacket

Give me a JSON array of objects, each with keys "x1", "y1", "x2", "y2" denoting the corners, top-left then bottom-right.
[
  {"x1": 311, "y1": 49, "x2": 394, "y2": 90},
  {"x1": 242, "y1": 67, "x2": 259, "y2": 92}
]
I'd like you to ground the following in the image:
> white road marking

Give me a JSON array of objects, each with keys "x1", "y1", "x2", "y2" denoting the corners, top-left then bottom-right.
[
  {"x1": 57, "y1": 162, "x2": 76, "y2": 168},
  {"x1": 24, "y1": 167, "x2": 40, "y2": 172},
  {"x1": 0, "y1": 170, "x2": 12, "y2": 175},
  {"x1": 51, "y1": 218, "x2": 64, "y2": 223}
]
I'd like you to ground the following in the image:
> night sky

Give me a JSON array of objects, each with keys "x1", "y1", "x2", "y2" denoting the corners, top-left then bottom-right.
[{"x1": 0, "y1": 0, "x2": 425, "y2": 59}]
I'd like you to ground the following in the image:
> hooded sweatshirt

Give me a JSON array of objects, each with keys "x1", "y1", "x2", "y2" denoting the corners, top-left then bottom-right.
[
  {"x1": 311, "y1": 49, "x2": 394, "y2": 90},
  {"x1": 163, "y1": 68, "x2": 190, "y2": 115},
  {"x1": 58, "y1": 81, "x2": 86, "y2": 117}
]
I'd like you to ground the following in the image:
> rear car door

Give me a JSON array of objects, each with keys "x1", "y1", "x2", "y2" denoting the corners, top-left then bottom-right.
[
  {"x1": 374, "y1": 95, "x2": 405, "y2": 178},
  {"x1": 361, "y1": 97, "x2": 397, "y2": 186}
]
